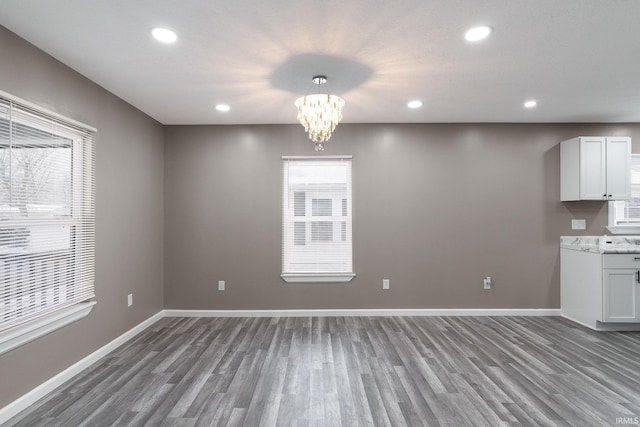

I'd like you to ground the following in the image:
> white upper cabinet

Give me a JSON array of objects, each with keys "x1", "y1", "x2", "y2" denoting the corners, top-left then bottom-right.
[
  {"x1": 606, "y1": 137, "x2": 633, "y2": 199},
  {"x1": 561, "y1": 136, "x2": 631, "y2": 201}
]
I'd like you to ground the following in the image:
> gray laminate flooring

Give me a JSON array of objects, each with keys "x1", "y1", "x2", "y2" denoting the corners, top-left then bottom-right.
[{"x1": 6, "y1": 316, "x2": 640, "y2": 426}]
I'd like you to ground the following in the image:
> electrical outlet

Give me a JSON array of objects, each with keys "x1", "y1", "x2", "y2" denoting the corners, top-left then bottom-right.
[
  {"x1": 218, "y1": 280, "x2": 225, "y2": 291},
  {"x1": 383, "y1": 279, "x2": 390, "y2": 290},
  {"x1": 127, "y1": 293, "x2": 133, "y2": 307},
  {"x1": 483, "y1": 277, "x2": 492, "y2": 290}
]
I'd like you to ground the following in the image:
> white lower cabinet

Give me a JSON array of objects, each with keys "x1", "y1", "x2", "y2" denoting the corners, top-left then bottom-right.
[
  {"x1": 561, "y1": 249, "x2": 640, "y2": 330},
  {"x1": 603, "y1": 267, "x2": 640, "y2": 323}
]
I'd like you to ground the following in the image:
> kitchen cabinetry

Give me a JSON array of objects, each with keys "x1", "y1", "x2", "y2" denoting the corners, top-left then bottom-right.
[
  {"x1": 561, "y1": 243, "x2": 640, "y2": 330},
  {"x1": 603, "y1": 255, "x2": 640, "y2": 322},
  {"x1": 560, "y1": 136, "x2": 631, "y2": 201}
]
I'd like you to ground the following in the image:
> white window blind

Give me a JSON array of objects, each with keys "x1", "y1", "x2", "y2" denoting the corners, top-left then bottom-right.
[
  {"x1": 610, "y1": 154, "x2": 640, "y2": 228},
  {"x1": 282, "y1": 156, "x2": 354, "y2": 282},
  {"x1": 0, "y1": 95, "x2": 96, "y2": 335}
]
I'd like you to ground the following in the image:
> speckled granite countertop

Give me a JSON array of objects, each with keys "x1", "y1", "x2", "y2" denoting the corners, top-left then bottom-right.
[{"x1": 561, "y1": 236, "x2": 640, "y2": 253}]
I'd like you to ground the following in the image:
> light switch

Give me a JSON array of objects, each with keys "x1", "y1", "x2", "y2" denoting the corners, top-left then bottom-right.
[{"x1": 571, "y1": 219, "x2": 586, "y2": 230}]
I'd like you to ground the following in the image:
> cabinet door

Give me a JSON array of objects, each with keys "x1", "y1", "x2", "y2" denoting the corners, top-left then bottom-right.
[
  {"x1": 579, "y1": 137, "x2": 606, "y2": 200},
  {"x1": 605, "y1": 136, "x2": 632, "y2": 200},
  {"x1": 603, "y1": 269, "x2": 640, "y2": 322}
]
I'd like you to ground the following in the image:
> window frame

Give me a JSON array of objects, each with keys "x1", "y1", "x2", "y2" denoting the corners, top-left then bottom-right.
[
  {"x1": 0, "y1": 91, "x2": 96, "y2": 355},
  {"x1": 607, "y1": 153, "x2": 640, "y2": 235},
  {"x1": 281, "y1": 155, "x2": 355, "y2": 283}
]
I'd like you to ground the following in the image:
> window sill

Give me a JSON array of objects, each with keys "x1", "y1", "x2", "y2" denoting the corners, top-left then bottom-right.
[
  {"x1": 0, "y1": 302, "x2": 96, "y2": 356},
  {"x1": 281, "y1": 273, "x2": 356, "y2": 283},
  {"x1": 606, "y1": 226, "x2": 640, "y2": 235}
]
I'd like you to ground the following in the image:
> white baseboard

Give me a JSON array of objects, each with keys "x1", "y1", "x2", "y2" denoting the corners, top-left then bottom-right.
[
  {"x1": 1, "y1": 307, "x2": 561, "y2": 425},
  {"x1": 560, "y1": 314, "x2": 640, "y2": 331},
  {"x1": 595, "y1": 323, "x2": 640, "y2": 331},
  {"x1": 0, "y1": 311, "x2": 164, "y2": 425},
  {"x1": 164, "y1": 308, "x2": 562, "y2": 317},
  {"x1": 560, "y1": 314, "x2": 596, "y2": 330}
]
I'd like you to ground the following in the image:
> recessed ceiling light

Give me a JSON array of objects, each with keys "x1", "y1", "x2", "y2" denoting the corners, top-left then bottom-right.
[
  {"x1": 464, "y1": 26, "x2": 492, "y2": 42},
  {"x1": 151, "y1": 27, "x2": 177, "y2": 43},
  {"x1": 215, "y1": 104, "x2": 230, "y2": 112},
  {"x1": 407, "y1": 100, "x2": 423, "y2": 109},
  {"x1": 524, "y1": 100, "x2": 537, "y2": 108}
]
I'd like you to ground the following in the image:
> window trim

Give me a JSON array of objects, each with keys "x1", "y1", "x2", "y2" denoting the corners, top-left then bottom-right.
[
  {"x1": 0, "y1": 91, "x2": 96, "y2": 355},
  {"x1": 281, "y1": 272, "x2": 356, "y2": 283},
  {"x1": 281, "y1": 155, "x2": 355, "y2": 283},
  {"x1": 607, "y1": 201, "x2": 640, "y2": 235},
  {"x1": 0, "y1": 90, "x2": 97, "y2": 134},
  {"x1": 607, "y1": 153, "x2": 640, "y2": 235},
  {"x1": 0, "y1": 302, "x2": 95, "y2": 355}
]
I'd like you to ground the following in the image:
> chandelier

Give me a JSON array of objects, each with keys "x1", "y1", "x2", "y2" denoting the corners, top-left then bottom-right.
[{"x1": 294, "y1": 75, "x2": 345, "y2": 151}]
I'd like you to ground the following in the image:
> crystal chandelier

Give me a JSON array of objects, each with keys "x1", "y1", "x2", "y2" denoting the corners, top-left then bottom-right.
[{"x1": 294, "y1": 75, "x2": 345, "y2": 151}]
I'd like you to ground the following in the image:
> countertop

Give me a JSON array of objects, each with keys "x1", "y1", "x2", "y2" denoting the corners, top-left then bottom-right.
[{"x1": 561, "y1": 236, "x2": 640, "y2": 253}]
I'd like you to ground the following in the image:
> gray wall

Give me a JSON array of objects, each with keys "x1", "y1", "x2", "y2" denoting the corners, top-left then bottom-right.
[
  {"x1": 164, "y1": 123, "x2": 640, "y2": 310},
  {"x1": 0, "y1": 27, "x2": 165, "y2": 407}
]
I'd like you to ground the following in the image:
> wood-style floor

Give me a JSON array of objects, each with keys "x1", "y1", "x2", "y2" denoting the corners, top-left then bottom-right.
[{"x1": 7, "y1": 316, "x2": 640, "y2": 426}]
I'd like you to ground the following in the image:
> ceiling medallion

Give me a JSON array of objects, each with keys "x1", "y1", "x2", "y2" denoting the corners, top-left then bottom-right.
[{"x1": 294, "y1": 75, "x2": 345, "y2": 151}]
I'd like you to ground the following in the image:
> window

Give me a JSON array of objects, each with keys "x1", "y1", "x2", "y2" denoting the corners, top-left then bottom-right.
[
  {"x1": 0, "y1": 93, "x2": 96, "y2": 354},
  {"x1": 282, "y1": 156, "x2": 354, "y2": 282},
  {"x1": 608, "y1": 154, "x2": 640, "y2": 234}
]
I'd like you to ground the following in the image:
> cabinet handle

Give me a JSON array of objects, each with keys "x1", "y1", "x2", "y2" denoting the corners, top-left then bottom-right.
[
  {"x1": 636, "y1": 271, "x2": 639, "y2": 284},
  {"x1": 634, "y1": 257, "x2": 640, "y2": 261}
]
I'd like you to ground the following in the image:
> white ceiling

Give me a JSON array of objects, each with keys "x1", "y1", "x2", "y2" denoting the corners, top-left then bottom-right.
[{"x1": 1, "y1": 0, "x2": 639, "y2": 125}]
